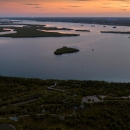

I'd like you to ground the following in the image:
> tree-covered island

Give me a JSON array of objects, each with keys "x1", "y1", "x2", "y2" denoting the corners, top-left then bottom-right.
[
  {"x1": 54, "y1": 46, "x2": 80, "y2": 55},
  {"x1": 75, "y1": 29, "x2": 90, "y2": 32},
  {"x1": 101, "y1": 31, "x2": 130, "y2": 34}
]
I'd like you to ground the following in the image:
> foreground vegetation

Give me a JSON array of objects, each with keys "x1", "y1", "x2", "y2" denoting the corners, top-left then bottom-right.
[
  {"x1": 0, "y1": 25, "x2": 79, "y2": 38},
  {"x1": 1, "y1": 76, "x2": 130, "y2": 129},
  {"x1": 54, "y1": 46, "x2": 79, "y2": 55}
]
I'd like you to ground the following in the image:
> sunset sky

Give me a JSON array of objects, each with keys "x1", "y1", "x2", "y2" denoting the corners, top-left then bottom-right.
[{"x1": 0, "y1": 0, "x2": 130, "y2": 17}]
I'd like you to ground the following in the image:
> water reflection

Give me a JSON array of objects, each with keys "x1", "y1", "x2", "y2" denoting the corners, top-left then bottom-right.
[{"x1": 0, "y1": 21, "x2": 130, "y2": 82}]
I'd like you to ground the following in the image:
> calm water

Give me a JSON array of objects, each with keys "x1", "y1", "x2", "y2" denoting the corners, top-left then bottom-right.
[{"x1": 0, "y1": 20, "x2": 130, "y2": 82}]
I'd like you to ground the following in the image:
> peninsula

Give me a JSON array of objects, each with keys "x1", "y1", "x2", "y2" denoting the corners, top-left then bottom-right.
[
  {"x1": 0, "y1": 27, "x2": 9, "y2": 32},
  {"x1": 0, "y1": 25, "x2": 79, "y2": 38},
  {"x1": 54, "y1": 46, "x2": 79, "y2": 55}
]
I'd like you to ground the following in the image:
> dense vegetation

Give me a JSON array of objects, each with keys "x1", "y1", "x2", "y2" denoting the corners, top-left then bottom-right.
[
  {"x1": 0, "y1": 76, "x2": 130, "y2": 129},
  {"x1": 0, "y1": 27, "x2": 9, "y2": 32},
  {"x1": 0, "y1": 25, "x2": 79, "y2": 38},
  {"x1": 54, "y1": 46, "x2": 79, "y2": 55}
]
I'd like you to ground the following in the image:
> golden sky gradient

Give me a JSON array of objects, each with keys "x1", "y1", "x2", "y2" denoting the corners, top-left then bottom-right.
[{"x1": 0, "y1": 0, "x2": 130, "y2": 17}]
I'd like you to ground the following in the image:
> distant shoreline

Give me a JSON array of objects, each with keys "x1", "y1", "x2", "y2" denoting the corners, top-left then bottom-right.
[{"x1": 1, "y1": 17, "x2": 130, "y2": 27}]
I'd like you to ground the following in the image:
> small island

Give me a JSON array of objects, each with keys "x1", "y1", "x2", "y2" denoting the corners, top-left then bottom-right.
[
  {"x1": 54, "y1": 46, "x2": 79, "y2": 55},
  {"x1": 101, "y1": 31, "x2": 130, "y2": 34},
  {"x1": 75, "y1": 29, "x2": 90, "y2": 32}
]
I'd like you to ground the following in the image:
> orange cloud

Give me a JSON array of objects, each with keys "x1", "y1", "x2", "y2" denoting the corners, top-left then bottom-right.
[{"x1": 0, "y1": 0, "x2": 129, "y2": 16}]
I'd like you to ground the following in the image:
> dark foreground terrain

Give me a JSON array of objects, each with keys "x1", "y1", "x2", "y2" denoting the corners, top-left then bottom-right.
[{"x1": 1, "y1": 76, "x2": 130, "y2": 130}]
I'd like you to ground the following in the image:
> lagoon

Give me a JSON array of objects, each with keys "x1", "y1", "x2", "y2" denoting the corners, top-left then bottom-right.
[{"x1": 0, "y1": 20, "x2": 130, "y2": 82}]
